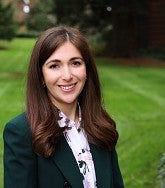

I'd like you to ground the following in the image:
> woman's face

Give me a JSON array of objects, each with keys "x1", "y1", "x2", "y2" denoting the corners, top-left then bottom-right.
[{"x1": 42, "y1": 41, "x2": 86, "y2": 109}]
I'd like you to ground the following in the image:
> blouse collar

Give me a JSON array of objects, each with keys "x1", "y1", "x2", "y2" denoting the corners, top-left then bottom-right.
[{"x1": 57, "y1": 103, "x2": 82, "y2": 131}]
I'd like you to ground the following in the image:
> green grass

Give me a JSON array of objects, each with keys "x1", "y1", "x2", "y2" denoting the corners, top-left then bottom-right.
[
  {"x1": 0, "y1": 39, "x2": 165, "y2": 188},
  {"x1": 98, "y1": 58, "x2": 165, "y2": 187},
  {"x1": 0, "y1": 38, "x2": 35, "y2": 188}
]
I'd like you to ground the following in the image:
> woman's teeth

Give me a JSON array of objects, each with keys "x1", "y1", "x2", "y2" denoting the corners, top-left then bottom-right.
[{"x1": 60, "y1": 84, "x2": 75, "y2": 90}]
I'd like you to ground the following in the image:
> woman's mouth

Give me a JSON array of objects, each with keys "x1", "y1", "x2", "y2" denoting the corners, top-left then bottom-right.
[{"x1": 59, "y1": 83, "x2": 76, "y2": 92}]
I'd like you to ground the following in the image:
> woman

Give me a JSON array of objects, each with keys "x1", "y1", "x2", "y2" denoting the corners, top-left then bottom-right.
[{"x1": 3, "y1": 26, "x2": 124, "y2": 188}]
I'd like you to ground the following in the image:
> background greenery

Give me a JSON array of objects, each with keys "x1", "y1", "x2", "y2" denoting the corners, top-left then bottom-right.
[
  {"x1": 0, "y1": 39, "x2": 165, "y2": 188},
  {"x1": 1, "y1": 0, "x2": 165, "y2": 59}
]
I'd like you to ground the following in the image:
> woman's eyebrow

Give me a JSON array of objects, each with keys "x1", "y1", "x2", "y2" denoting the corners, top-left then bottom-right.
[
  {"x1": 70, "y1": 57, "x2": 84, "y2": 61},
  {"x1": 45, "y1": 59, "x2": 61, "y2": 65}
]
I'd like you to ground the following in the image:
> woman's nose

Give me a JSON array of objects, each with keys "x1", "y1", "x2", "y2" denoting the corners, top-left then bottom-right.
[{"x1": 61, "y1": 66, "x2": 72, "y2": 81}]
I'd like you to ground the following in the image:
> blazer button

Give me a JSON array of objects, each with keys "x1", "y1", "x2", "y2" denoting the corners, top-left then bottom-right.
[{"x1": 64, "y1": 181, "x2": 72, "y2": 188}]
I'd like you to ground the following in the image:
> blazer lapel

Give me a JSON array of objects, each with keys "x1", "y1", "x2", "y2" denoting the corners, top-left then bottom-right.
[
  {"x1": 90, "y1": 145, "x2": 112, "y2": 188},
  {"x1": 51, "y1": 136, "x2": 84, "y2": 187}
]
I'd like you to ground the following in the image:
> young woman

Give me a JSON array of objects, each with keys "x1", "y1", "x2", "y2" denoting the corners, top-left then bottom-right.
[{"x1": 3, "y1": 26, "x2": 124, "y2": 188}]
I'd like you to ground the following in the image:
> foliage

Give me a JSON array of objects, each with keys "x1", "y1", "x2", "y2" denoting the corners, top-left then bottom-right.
[
  {"x1": 88, "y1": 33, "x2": 106, "y2": 56},
  {"x1": 53, "y1": 0, "x2": 86, "y2": 27},
  {"x1": 137, "y1": 47, "x2": 165, "y2": 60},
  {"x1": 157, "y1": 152, "x2": 165, "y2": 188},
  {"x1": 16, "y1": 30, "x2": 40, "y2": 38},
  {"x1": 52, "y1": 0, "x2": 150, "y2": 57},
  {"x1": 25, "y1": 0, "x2": 162, "y2": 57},
  {"x1": 27, "y1": 0, "x2": 56, "y2": 31},
  {"x1": 53, "y1": 0, "x2": 112, "y2": 33},
  {"x1": 0, "y1": 0, "x2": 16, "y2": 41},
  {"x1": 52, "y1": 0, "x2": 113, "y2": 55}
]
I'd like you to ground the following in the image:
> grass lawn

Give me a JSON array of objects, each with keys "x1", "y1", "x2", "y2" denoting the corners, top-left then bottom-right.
[
  {"x1": 0, "y1": 38, "x2": 36, "y2": 188},
  {"x1": 97, "y1": 58, "x2": 165, "y2": 187},
  {"x1": 0, "y1": 38, "x2": 165, "y2": 188}
]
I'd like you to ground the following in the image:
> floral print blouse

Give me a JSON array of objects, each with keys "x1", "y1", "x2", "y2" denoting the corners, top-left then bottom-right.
[{"x1": 57, "y1": 106, "x2": 97, "y2": 188}]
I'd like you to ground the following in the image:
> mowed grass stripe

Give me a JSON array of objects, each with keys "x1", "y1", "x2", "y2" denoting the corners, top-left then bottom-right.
[
  {"x1": 106, "y1": 72, "x2": 165, "y2": 109},
  {"x1": 0, "y1": 84, "x2": 10, "y2": 98},
  {"x1": 99, "y1": 65, "x2": 165, "y2": 109},
  {"x1": 0, "y1": 38, "x2": 35, "y2": 72}
]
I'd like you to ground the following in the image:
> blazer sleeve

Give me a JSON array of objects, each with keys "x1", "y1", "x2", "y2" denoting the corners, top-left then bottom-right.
[
  {"x1": 3, "y1": 116, "x2": 37, "y2": 188},
  {"x1": 111, "y1": 149, "x2": 124, "y2": 188}
]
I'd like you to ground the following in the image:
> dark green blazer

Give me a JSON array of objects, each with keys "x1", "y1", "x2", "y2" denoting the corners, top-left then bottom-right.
[{"x1": 3, "y1": 113, "x2": 124, "y2": 188}]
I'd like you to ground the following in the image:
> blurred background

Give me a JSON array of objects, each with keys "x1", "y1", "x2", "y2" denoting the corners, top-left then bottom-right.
[
  {"x1": 1, "y1": 0, "x2": 165, "y2": 58},
  {"x1": 0, "y1": 0, "x2": 165, "y2": 187}
]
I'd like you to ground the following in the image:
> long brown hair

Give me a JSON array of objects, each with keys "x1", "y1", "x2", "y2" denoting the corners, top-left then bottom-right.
[{"x1": 26, "y1": 26, "x2": 118, "y2": 158}]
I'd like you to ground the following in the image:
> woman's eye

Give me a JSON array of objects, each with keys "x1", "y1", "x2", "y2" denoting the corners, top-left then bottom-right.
[
  {"x1": 49, "y1": 64, "x2": 58, "y2": 69},
  {"x1": 72, "y1": 61, "x2": 82, "y2": 66}
]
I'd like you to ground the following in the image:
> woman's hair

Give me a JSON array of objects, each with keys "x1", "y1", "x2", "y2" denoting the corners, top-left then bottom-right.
[{"x1": 26, "y1": 26, "x2": 118, "y2": 158}]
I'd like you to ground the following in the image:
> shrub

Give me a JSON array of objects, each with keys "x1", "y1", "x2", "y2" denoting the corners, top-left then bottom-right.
[
  {"x1": 157, "y1": 152, "x2": 165, "y2": 188},
  {"x1": 0, "y1": 1, "x2": 16, "y2": 40},
  {"x1": 137, "y1": 47, "x2": 165, "y2": 60},
  {"x1": 88, "y1": 33, "x2": 106, "y2": 56},
  {"x1": 16, "y1": 30, "x2": 40, "y2": 38}
]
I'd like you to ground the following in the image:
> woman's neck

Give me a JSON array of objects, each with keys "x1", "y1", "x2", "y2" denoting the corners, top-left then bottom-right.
[{"x1": 56, "y1": 102, "x2": 78, "y2": 122}]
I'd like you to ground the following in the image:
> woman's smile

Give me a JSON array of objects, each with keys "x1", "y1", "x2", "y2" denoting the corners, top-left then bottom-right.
[{"x1": 59, "y1": 83, "x2": 77, "y2": 92}]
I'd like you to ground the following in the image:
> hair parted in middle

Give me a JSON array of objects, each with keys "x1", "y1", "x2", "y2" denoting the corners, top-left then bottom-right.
[{"x1": 26, "y1": 26, "x2": 118, "y2": 158}]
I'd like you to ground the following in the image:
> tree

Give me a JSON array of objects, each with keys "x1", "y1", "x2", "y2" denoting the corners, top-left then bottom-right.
[
  {"x1": 27, "y1": 0, "x2": 56, "y2": 32},
  {"x1": 0, "y1": 0, "x2": 16, "y2": 40},
  {"x1": 52, "y1": 0, "x2": 111, "y2": 33},
  {"x1": 52, "y1": 0, "x2": 149, "y2": 57},
  {"x1": 52, "y1": 0, "x2": 112, "y2": 55}
]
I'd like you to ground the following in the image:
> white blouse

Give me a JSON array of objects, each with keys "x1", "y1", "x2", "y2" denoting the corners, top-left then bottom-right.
[{"x1": 57, "y1": 107, "x2": 97, "y2": 188}]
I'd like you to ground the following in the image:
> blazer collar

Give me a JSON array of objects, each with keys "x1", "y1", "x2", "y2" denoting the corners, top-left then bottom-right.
[
  {"x1": 90, "y1": 145, "x2": 112, "y2": 188},
  {"x1": 51, "y1": 136, "x2": 84, "y2": 187},
  {"x1": 51, "y1": 136, "x2": 111, "y2": 188}
]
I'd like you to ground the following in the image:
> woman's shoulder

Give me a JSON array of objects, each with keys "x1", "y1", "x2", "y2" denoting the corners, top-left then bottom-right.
[
  {"x1": 8, "y1": 112, "x2": 27, "y2": 123},
  {"x1": 4, "y1": 112, "x2": 30, "y2": 136}
]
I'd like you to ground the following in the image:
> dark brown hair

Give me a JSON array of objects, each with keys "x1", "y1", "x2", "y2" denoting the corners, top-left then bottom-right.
[{"x1": 26, "y1": 26, "x2": 118, "y2": 158}]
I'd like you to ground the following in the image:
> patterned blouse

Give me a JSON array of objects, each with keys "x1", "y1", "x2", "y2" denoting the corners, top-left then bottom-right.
[{"x1": 57, "y1": 106, "x2": 97, "y2": 188}]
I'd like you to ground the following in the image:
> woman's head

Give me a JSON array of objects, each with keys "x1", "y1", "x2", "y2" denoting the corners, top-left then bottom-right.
[{"x1": 27, "y1": 26, "x2": 101, "y2": 110}]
